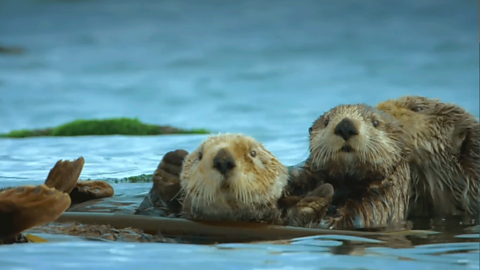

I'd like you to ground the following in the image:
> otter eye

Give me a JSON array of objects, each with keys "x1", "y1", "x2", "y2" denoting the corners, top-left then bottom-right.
[
  {"x1": 324, "y1": 119, "x2": 329, "y2": 127},
  {"x1": 412, "y1": 106, "x2": 423, "y2": 112},
  {"x1": 198, "y1": 151, "x2": 203, "y2": 160},
  {"x1": 250, "y1": 150, "x2": 257, "y2": 157},
  {"x1": 308, "y1": 127, "x2": 313, "y2": 134},
  {"x1": 372, "y1": 120, "x2": 379, "y2": 127}
]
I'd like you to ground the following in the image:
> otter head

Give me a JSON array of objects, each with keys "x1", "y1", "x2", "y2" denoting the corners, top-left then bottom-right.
[
  {"x1": 308, "y1": 104, "x2": 408, "y2": 179},
  {"x1": 377, "y1": 96, "x2": 479, "y2": 167},
  {"x1": 180, "y1": 133, "x2": 288, "y2": 210}
]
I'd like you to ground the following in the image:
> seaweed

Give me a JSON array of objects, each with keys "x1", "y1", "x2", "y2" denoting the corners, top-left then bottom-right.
[{"x1": 0, "y1": 117, "x2": 209, "y2": 138}]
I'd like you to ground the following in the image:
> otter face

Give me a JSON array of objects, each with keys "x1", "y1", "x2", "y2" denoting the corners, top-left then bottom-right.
[
  {"x1": 377, "y1": 96, "x2": 479, "y2": 160},
  {"x1": 180, "y1": 134, "x2": 288, "y2": 209},
  {"x1": 308, "y1": 104, "x2": 408, "y2": 178}
]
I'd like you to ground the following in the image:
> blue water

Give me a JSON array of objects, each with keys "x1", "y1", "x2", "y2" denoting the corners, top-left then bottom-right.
[{"x1": 0, "y1": 0, "x2": 478, "y2": 269}]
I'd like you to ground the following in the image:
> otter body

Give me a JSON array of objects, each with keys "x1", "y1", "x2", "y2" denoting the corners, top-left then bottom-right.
[
  {"x1": 289, "y1": 104, "x2": 411, "y2": 229},
  {"x1": 377, "y1": 96, "x2": 479, "y2": 218},
  {"x1": 137, "y1": 133, "x2": 333, "y2": 226}
]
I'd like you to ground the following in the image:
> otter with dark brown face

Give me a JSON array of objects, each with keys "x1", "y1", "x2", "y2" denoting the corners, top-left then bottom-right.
[
  {"x1": 289, "y1": 104, "x2": 412, "y2": 229},
  {"x1": 377, "y1": 96, "x2": 479, "y2": 218}
]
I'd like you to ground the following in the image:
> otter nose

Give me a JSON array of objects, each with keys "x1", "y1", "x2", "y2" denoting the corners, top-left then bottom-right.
[
  {"x1": 213, "y1": 148, "x2": 236, "y2": 175},
  {"x1": 334, "y1": 118, "x2": 359, "y2": 141}
]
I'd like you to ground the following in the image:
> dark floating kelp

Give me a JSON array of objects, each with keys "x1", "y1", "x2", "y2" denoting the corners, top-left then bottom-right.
[
  {"x1": 86, "y1": 174, "x2": 154, "y2": 184},
  {"x1": 0, "y1": 117, "x2": 210, "y2": 138}
]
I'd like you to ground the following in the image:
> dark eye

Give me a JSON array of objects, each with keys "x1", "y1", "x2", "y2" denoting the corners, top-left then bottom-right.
[
  {"x1": 308, "y1": 127, "x2": 313, "y2": 134},
  {"x1": 372, "y1": 120, "x2": 379, "y2": 127},
  {"x1": 198, "y1": 151, "x2": 203, "y2": 160},
  {"x1": 324, "y1": 119, "x2": 329, "y2": 127},
  {"x1": 250, "y1": 150, "x2": 256, "y2": 157},
  {"x1": 412, "y1": 106, "x2": 423, "y2": 112}
]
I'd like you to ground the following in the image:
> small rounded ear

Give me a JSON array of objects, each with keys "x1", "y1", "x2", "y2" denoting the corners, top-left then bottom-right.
[{"x1": 452, "y1": 118, "x2": 479, "y2": 157}]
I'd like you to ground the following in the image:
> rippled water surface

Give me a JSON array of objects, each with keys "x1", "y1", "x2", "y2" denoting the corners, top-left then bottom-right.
[{"x1": 0, "y1": 0, "x2": 478, "y2": 269}]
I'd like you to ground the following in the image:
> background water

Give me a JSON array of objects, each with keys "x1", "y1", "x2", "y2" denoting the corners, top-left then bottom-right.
[{"x1": 0, "y1": 0, "x2": 478, "y2": 269}]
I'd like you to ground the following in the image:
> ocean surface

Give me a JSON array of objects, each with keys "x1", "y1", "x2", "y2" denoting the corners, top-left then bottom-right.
[{"x1": 0, "y1": 0, "x2": 478, "y2": 269}]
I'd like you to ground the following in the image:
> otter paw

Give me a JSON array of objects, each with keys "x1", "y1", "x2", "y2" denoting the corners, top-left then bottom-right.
[
  {"x1": 69, "y1": 180, "x2": 114, "y2": 204},
  {"x1": 0, "y1": 185, "x2": 71, "y2": 237},
  {"x1": 154, "y1": 149, "x2": 189, "y2": 202},
  {"x1": 295, "y1": 183, "x2": 334, "y2": 219},
  {"x1": 44, "y1": 157, "x2": 85, "y2": 194}
]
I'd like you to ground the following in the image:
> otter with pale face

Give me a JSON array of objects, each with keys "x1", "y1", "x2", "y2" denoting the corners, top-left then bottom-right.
[
  {"x1": 171, "y1": 133, "x2": 332, "y2": 224},
  {"x1": 290, "y1": 104, "x2": 411, "y2": 229},
  {"x1": 179, "y1": 133, "x2": 288, "y2": 222},
  {"x1": 377, "y1": 96, "x2": 479, "y2": 218}
]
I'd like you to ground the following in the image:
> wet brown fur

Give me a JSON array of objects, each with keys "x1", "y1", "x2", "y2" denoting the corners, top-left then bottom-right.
[
  {"x1": 289, "y1": 104, "x2": 411, "y2": 229},
  {"x1": 377, "y1": 96, "x2": 479, "y2": 218},
  {"x1": 135, "y1": 150, "x2": 187, "y2": 217}
]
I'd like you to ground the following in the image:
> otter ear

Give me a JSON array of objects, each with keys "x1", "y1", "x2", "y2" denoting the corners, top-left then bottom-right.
[{"x1": 451, "y1": 118, "x2": 478, "y2": 157}]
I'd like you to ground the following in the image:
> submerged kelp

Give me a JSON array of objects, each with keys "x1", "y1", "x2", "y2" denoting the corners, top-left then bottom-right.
[{"x1": 0, "y1": 118, "x2": 210, "y2": 138}]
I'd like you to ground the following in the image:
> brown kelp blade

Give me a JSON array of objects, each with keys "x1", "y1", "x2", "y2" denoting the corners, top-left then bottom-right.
[{"x1": 55, "y1": 212, "x2": 392, "y2": 244}]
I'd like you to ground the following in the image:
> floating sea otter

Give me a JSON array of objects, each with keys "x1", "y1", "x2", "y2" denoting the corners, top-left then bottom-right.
[
  {"x1": 137, "y1": 133, "x2": 333, "y2": 226},
  {"x1": 285, "y1": 104, "x2": 412, "y2": 229},
  {"x1": 377, "y1": 96, "x2": 479, "y2": 218}
]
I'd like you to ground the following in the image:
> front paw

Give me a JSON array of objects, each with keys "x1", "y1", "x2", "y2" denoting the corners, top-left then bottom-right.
[
  {"x1": 288, "y1": 183, "x2": 334, "y2": 226},
  {"x1": 153, "y1": 149, "x2": 189, "y2": 203}
]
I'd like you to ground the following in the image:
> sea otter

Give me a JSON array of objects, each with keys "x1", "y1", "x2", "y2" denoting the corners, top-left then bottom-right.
[
  {"x1": 136, "y1": 133, "x2": 333, "y2": 225},
  {"x1": 284, "y1": 104, "x2": 412, "y2": 229},
  {"x1": 377, "y1": 96, "x2": 479, "y2": 218}
]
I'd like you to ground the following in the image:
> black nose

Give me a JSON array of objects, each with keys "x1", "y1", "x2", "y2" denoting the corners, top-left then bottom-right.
[
  {"x1": 213, "y1": 148, "x2": 236, "y2": 175},
  {"x1": 334, "y1": 118, "x2": 359, "y2": 141}
]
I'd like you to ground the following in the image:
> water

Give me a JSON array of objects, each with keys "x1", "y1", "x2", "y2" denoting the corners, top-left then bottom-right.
[{"x1": 0, "y1": 0, "x2": 478, "y2": 269}]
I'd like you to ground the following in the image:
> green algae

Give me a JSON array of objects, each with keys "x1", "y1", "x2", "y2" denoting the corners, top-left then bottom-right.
[{"x1": 0, "y1": 117, "x2": 209, "y2": 138}]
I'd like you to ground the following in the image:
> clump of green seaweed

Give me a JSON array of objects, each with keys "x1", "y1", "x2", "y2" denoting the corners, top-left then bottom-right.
[{"x1": 0, "y1": 117, "x2": 209, "y2": 138}]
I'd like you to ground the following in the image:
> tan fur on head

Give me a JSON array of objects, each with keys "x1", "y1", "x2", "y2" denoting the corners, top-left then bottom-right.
[
  {"x1": 180, "y1": 133, "x2": 288, "y2": 221},
  {"x1": 309, "y1": 104, "x2": 409, "y2": 178},
  {"x1": 377, "y1": 95, "x2": 480, "y2": 217}
]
